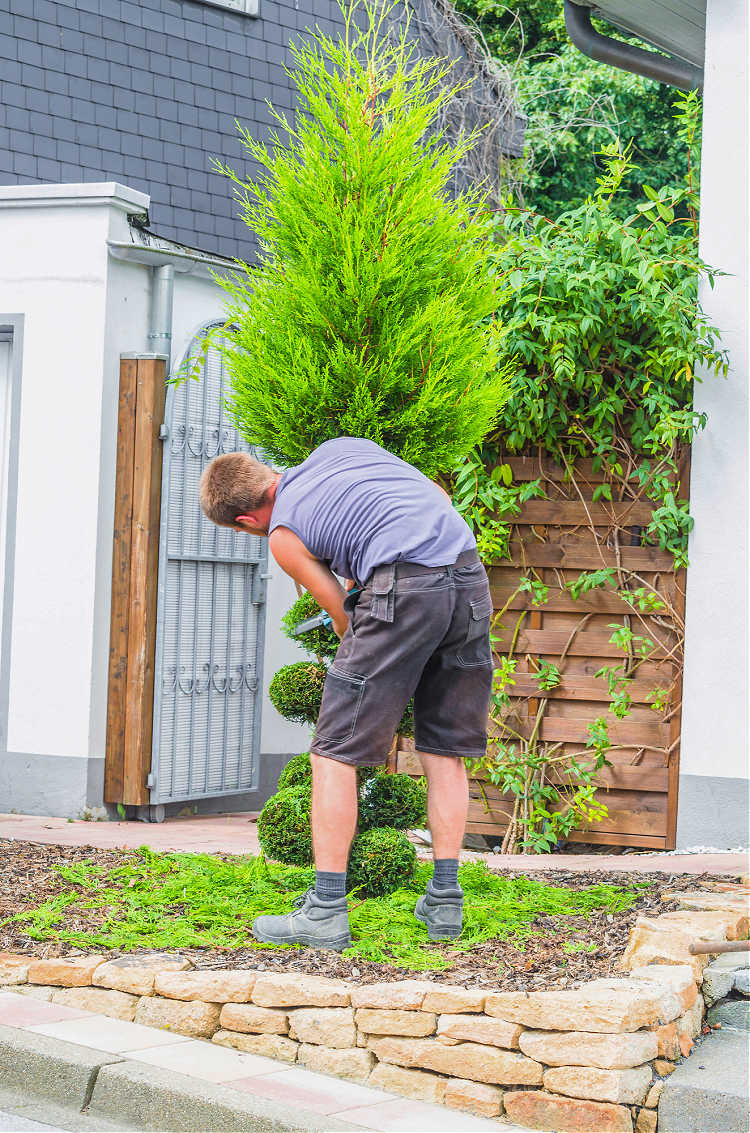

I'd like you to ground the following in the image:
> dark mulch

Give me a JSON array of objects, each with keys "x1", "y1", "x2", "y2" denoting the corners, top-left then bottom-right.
[{"x1": 0, "y1": 838, "x2": 737, "y2": 993}]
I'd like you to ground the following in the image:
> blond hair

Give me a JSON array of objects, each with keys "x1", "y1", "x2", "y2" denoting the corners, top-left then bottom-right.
[{"x1": 199, "y1": 452, "x2": 276, "y2": 528}]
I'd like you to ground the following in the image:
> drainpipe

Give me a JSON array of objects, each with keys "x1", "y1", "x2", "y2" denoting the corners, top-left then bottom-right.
[
  {"x1": 148, "y1": 264, "x2": 174, "y2": 372},
  {"x1": 564, "y1": 1, "x2": 703, "y2": 91}
]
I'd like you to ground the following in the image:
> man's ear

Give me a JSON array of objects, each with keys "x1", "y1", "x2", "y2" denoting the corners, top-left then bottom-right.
[{"x1": 235, "y1": 514, "x2": 258, "y2": 530}]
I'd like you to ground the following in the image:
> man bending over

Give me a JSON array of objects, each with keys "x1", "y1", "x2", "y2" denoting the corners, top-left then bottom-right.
[{"x1": 200, "y1": 437, "x2": 493, "y2": 950}]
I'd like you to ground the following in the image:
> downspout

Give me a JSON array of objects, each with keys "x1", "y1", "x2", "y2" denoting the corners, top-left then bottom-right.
[
  {"x1": 148, "y1": 264, "x2": 174, "y2": 373},
  {"x1": 564, "y1": 1, "x2": 703, "y2": 91}
]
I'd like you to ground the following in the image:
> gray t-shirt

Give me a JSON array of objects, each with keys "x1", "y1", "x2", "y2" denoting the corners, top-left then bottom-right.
[{"x1": 268, "y1": 437, "x2": 475, "y2": 584}]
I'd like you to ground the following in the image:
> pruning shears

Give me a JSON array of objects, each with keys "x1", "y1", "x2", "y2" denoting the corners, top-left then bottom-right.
[{"x1": 293, "y1": 588, "x2": 362, "y2": 636}]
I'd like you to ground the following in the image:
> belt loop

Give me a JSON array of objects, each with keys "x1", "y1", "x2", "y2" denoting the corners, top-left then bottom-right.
[{"x1": 370, "y1": 562, "x2": 396, "y2": 623}]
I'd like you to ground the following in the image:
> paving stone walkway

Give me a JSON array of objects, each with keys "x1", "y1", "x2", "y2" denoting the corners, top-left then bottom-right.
[
  {"x1": 1, "y1": 811, "x2": 747, "y2": 876},
  {"x1": 0, "y1": 992, "x2": 522, "y2": 1131}
]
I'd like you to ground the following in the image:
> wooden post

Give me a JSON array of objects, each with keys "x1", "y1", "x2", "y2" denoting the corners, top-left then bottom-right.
[{"x1": 104, "y1": 355, "x2": 167, "y2": 806}]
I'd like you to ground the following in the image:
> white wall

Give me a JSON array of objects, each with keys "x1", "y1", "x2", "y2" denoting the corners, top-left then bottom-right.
[{"x1": 679, "y1": 0, "x2": 749, "y2": 837}]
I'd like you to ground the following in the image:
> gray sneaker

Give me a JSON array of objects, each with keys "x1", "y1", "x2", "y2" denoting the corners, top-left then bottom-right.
[
  {"x1": 252, "y1": 888, "x2": 351, "y2": 951},
  {"x1": 414, "y1": 881, "x2": 464, "y2": 940}
]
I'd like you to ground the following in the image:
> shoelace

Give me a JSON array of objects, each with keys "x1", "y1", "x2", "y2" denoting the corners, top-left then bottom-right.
[{"x1": 290, "y1": 888, "x2": 314, "y2": 913}]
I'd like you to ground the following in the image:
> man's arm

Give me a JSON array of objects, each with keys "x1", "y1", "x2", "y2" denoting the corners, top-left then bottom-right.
[{"x1": 269, "y1": 526, "x2": 349, "y2": 638}]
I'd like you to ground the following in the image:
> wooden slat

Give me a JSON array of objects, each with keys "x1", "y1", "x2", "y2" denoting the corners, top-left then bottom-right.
[
  {"x1": 497, "y1": 630, "x2": 669, "y2": 660},
  {"x1": 492, "y1": 717, "x2": 669, "y2": 747},
  {"x1": 104, "y1": 358, "x2": 137, "y2": 804},
  {"x1": 470, "y1": 761, "x2": 669, "y2": 793},
  {"x1": 500, "y1": 541, "x2": 674, "y2": 572},
  {"x1": 513, "y1": 500, "x2": 655, "y2": 527},
  {"x1": 490, "y1": 584, "x2": 641, "y2": 615},
  {"x1": 464, "y1": 820, "x2": 667, "y2": 849},
  {"x1": 508, "y1": 675, "x2": 661, "y2": 704}
]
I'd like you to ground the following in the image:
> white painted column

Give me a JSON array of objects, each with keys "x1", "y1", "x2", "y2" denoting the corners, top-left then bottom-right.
[{"x1": 679, "y1": 0, "x2": 749, "y2": 847}]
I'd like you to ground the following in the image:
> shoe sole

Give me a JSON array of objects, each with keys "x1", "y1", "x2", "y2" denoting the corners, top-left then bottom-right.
[
  {"x1": 252, "y1": 927, "x2": 352, "y2": 952},
  {"x1": 414, "y1": 909, "x2": 462, "y2": 941}
]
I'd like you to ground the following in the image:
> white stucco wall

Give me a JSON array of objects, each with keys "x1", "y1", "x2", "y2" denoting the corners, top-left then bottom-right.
[{"x1": 679, "y1": 0, "x2": 749, "y2": 842}]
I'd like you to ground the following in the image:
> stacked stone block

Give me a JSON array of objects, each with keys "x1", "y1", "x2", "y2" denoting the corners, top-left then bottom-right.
[{"x1": 1, "y1": 882, "x2": 747, "y2": 1131}]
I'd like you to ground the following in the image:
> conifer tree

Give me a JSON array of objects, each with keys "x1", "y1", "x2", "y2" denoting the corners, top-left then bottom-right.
[{"x1": 215, "y1": 0, "x2": 513, "y2": 478}]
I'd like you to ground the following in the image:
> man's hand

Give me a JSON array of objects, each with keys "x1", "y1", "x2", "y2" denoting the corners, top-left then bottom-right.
[{"x1": 269, "y1": 526, "x2": 349, "y2": 638}]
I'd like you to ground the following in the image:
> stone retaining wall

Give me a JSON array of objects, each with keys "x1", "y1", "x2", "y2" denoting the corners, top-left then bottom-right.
[{"x1": 1, "y1": 883, "x2": 747, "y2": 1132}]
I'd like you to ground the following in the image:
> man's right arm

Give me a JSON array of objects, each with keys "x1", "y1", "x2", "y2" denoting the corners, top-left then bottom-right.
[{"x1": 268, "y1": 526, "x2": 349, "y2": 638}]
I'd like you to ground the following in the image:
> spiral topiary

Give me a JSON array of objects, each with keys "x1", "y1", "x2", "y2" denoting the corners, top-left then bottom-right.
[
  {"x1": 257, "y1": 784, "x2": 313, "y2": 866},
  {"x1": 277, "y1": 751, "x2": 312, "y2": 791},
  {"x1": 281, "y1": 593, "x2": 339, "y2": 660},
  {"x1": 269, "y1": 662, "x2": 326, "y2": 725},
  {"x1": 348, "y1": 827, "x2": 417, "y2": 897},
  {"x1": 358, "y1": 771, "x2": 427, "y2": 832}
]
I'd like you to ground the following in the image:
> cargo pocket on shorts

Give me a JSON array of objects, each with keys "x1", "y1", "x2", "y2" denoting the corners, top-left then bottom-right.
[
  {"x1": 456, "y1": 594, "x2": 493, "y2": 668},
  {"x1": 314, "y1": 667, "x2": 366, "y2": 745}
]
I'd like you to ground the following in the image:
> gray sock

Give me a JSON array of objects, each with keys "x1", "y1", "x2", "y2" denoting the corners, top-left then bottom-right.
[
  {"x1": 315, "y1": 870, "x2": 347, "y2": 901},
  {"x1": 431, "y1": 858, "x2": 459, "y2": 890}
]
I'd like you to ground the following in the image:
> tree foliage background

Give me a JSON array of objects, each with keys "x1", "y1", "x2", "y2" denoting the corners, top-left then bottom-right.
[{"x1": 455, "y1": 0, "x2": 694, "y2": 216}]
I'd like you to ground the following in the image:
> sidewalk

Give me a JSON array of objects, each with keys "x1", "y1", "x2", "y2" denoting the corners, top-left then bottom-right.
[
  {"x1": 1, "y1": 811, "x2": 747, "y2": 875},
  {"x1": 0, "y1": 992, "x2": 520, "y2": 1132}
]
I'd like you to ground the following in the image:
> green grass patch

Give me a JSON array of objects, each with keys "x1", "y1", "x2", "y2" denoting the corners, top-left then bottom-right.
[{"x1": 0, "y1": 847, "x2": 648, "y2": 971}]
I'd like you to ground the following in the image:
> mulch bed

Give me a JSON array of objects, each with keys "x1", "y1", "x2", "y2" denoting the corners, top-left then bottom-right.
[{"x1": 0, "y1": 838, "x2": 738, "y2": 993}]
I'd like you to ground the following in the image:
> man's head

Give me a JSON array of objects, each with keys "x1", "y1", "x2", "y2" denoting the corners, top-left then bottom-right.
[{"x1": 199, "y1": 452, "x2": 280, "y2": 535}]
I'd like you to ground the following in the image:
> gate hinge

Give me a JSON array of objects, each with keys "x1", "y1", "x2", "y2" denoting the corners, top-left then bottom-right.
[
  {"x1": 146, "y1": 772, "x2": 156, "y2": 788},
  {"x1": 158, "y1": 423, "x2": 169, "y2": 440}
]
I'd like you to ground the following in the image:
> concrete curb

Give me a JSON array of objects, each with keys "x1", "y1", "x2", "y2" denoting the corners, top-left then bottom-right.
[{"x1": 0, "y1": 1024, "x2": 361, "y2": 1132}]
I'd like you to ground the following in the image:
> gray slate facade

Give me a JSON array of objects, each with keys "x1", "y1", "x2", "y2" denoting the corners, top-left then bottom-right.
[{"x1": 0, "y1": 0, "x2": 346, "y2": 262}]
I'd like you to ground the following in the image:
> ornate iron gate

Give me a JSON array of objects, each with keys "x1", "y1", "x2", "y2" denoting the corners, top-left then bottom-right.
[{"x1": 148, "y1": 326, "x2": 268, "y2": 806}]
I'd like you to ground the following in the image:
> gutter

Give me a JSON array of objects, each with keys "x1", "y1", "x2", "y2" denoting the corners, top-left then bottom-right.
[{"x1": 564, "y1": 0, "x2": 703, "y2": 91}]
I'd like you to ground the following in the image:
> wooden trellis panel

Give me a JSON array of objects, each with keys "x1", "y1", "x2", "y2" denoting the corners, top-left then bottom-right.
[{"x1": 398, "y1": 451, "x2": 688, "y2": 851}]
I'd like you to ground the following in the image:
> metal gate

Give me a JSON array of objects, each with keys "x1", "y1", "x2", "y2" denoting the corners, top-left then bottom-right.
[{"x1": 148, "y1": 326, "x2": 268, "y2": 805}]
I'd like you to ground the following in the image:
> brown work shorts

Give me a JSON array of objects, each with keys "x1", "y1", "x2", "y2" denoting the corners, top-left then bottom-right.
[{"x1": 311, "y1": 549, "x2": 493, "y2": 766}]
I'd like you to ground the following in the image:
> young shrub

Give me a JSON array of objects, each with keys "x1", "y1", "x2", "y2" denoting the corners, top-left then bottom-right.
[
  {"x1": 277, "y1": 751, "x2": 312, "y2": 791},
  {"x1": 269, "y1": 662, "x2": 326, "y2": 725},
  {"x1": 348, "y1": 827, "x2": 417, "y2": 897},
  {"x1": 281, "y1": 593, "x2": 339, "y2": 660},
  {"x1": 214, "y1": 2, "x2": 513, "y2": 478},
  {"x1": 358, "y1": 771, "x2": 427, "y2": 832},
  {"x1": 257, "y1": 785, "x2": 313, "y2": 866}
]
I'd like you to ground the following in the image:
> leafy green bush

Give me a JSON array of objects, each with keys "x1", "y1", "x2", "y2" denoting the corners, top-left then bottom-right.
[
  {"x1": 348, "y1": 827, "x2": 417, "y2": 897},
  {"x1": 281, "y1": 593, "x2": 339, "y2": 660},
  {"x1": 277, "y1": 752, "x2": 312, "y2": 791},
  {"x1": 257, "y1": 785, "x2": 313, "y2": 866},
  {"x1": 269, "y1": 662, "x2": 326, "y2": 725},
  {"x1": 358, "y1": 772, "x2": 427, "y2": 832},
  {"x1": 214, "y1": 3, "x2": 513, "y2": 478}
]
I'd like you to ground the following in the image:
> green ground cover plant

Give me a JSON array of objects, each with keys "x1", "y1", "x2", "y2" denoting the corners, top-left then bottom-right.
[{"x1": 1, "y1": 847, "x2": 646, "y2": 971}]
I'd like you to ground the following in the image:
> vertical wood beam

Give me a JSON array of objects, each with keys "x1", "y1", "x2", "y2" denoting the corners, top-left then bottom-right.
[{"x1": 105, "y1": 355, "x2": 166, "y2": 806}]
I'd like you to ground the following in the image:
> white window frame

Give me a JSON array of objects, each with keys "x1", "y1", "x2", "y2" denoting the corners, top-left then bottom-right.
[{"x1": 193, "y1": 0, "x2": 260, "y2": 18}]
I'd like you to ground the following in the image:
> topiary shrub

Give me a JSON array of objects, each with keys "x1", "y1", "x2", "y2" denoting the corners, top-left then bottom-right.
[
  {"x1": 277, "y1": 751, "x2": 312, "y2": 791},
  {"x1": 358, "y1": 772, "x2": 427, "y2": 832},
  {"x1": 281, "y1": 593, "x2": 339, "y2": 660},
  {"x1": 257, "y1": 785, "x2": 313, "y2": 866},
  {"x1": 269, "y1": 662, "x2": 326, "y2": 725},
  {"x1": 348, "y1": 827, "x2": 417, "y2": 897}
]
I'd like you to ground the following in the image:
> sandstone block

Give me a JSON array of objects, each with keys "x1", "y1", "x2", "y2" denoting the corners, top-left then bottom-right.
[
  {"x1": 368, "y1": 1062, "x2": 446, "y2": 1103},
  {"x1": 676, "y1": 997, "x2": 703, "y2": 1054},
  {"x1": 653, "y1": 1060, "x2": 675, "y2": 1076},
  {"x1": 543, "y1": 1065, "x2": 652, "y2": 1104},
  {"x1": 368, "y1": 1036, "x2": 542, "y2": 1085},
  {"x1": 656, "y1": 910, "x2": 748, "y2": 941},
  {"x1": 644, "y1": 1081, "x2": 663, "y2": 1109},
  {"x1": 298, "y1": 1044, "x2": 374, "y2": 1081},
  {"x1": 504, "y1": 1090, "x2": 632, "y2": 1132},
  {"x1": 421, "y1": 987, "x2": 486, "y2": 1013},
  {"x1": 485, "y1": 978, "x2": 679, "y2": 1034},
  {"x1": 27, "y1": 954, "x2": 106, "y2": 987},
  {"x1": 252, "y1": 972, "x2": 350, "y2": 1008},
  {"x1": 437, "y1": 1014, "x2": 522, "y2": 1050},
  {"x1": 636, "y1": 1109, "x2": 657, "y2": 1133},
  {"x1": 2, "y1": 984, "x2": 55, "y2": 1001},
  {"x1": 651, "y1": 1023, "x2": 679, "y2": 1060},
  {"x1": 628, "y1": 965, "x2": 697, "y2": 1011},
  {"x1": 444, "y1": 1078, "x2": 502, "y2": 1117},
  {"x1": 93, "y1": 953, "x2": 191, "y2": 995},
  {"x1": 134, "y1": 996, "x2": 221, "y2": 1038},
  {"x1": 50, "y1": 986, "x2": 137, "y2": 1021},
  {"x1": 213, "y1": 1029, "x2": 298, "y2": 1062},
  {"x1": 519, "y1": 1030, "x2": 657, "y2": 1069},
  {"x1": 220, "y1": 1003, "x2": 288, "y2": 1034},
  {"x1": 618, "y1": 917, "x2": 716, "y2": 980},
  {"x1": 0, "y1": 954, "x2": 29, "y2": 985},
  {"x1": 350, "y1": 980, "x2": 434, "y2": 1010},
  {"x1": 154, "y1": 970, "x2": 256, "y2": 1003},
  {"x1": 288, "y1": 1006, "x2": 355, "y2": 1048},
  {"x1": 660, "y1": 891, "x2": 750, "y2": 915},
  {"x1": 355, "y1": 1008, "x2": 436, "y2": 1037}
]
